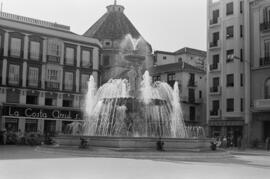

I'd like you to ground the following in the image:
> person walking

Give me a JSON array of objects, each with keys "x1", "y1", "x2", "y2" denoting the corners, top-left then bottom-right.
[
  {"x1": 2, "y1": 128, "x2": 7, "y2": 145},
  {"x1": 266, "y1": 137, "x2": 270, "y2": 151}
]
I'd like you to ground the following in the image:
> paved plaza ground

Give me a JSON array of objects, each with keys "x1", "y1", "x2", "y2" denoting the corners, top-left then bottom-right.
[{"x1": 0, "y1": 146, "x2": 270, "y2": 179}]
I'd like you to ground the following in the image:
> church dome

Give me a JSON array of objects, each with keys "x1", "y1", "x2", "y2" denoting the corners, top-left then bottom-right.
[{"x1": 83, "y1": 2, "x2": 141, "y2": 41}]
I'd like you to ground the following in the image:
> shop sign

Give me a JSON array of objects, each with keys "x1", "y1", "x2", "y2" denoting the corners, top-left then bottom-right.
[{"x1": 3, "y1": 106, "x2": 82, "y2": 120}]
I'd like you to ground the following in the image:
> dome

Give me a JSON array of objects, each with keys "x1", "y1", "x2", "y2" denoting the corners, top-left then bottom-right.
[{"x1": 83, "y1": 3, "x2": 141, "y2": 41}]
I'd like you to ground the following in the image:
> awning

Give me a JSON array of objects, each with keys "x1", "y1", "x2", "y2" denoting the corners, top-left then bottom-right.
[{"x1": 209, "y1": 120, "x2": 245, "y2": 126}]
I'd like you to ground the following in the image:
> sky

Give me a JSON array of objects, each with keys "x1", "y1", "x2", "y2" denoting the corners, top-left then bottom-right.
[{"x1": 0, "y1": 0, "x2": 207, "y2": 52}]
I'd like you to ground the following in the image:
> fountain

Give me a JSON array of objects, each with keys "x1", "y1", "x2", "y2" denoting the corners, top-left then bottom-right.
[{"x1": 55, "y1": 34, "x2": 211, "y2": 151}]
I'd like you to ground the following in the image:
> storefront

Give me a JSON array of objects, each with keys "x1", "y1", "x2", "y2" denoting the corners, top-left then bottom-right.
[
  {"x1": 208, "y1": 119, "x2": 244, "y2": 146},
  {"x1": 251, "y1": 112, "x2": 270, "y2": 143},
  {"x1": 1, "y1": 104, "x2": 83, "y2": 135}
]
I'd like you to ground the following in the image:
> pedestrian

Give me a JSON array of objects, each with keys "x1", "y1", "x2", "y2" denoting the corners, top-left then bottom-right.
[
  {"x1": 2, "y1": 128, "x2": 7, "y2": 145},
  {"x1": 237, "y1": 136, "x2": 242, "y2": 150},
  {"x1": 266, "y1": 137, "x2": 270, "y2": 151}
]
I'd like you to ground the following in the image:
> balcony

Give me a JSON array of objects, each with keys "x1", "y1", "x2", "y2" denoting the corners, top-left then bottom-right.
[
  {"x1": 209, "y1": 63, "x2": 220, "y2": 72},
  {"x1": 209, "y1": 40, "x2": 220, "y2": 49},
  {"x1": 210, "y1": 86, "x2": 221, "y2": 95},
  {"x1": 180, "y1": 96, "x2": 202, "y2": 104},
  {"x1": 254, "y1": 99, "x2": 270, "y2": 110},
  {"x1": 260, "y1": 57, "x2": 270, "y2": 67},
  {"x1": 210, "y1": 109, "x2": 221, "y2": 118},
  {"x1": 47, "y1": 55, "x2": 60, "y2": 63},
  {"x1": 0, "y1": 48, "x2": 3, "y2": 57},
  {"x1": 45, "y1": 81, "x2": 59, "y2": 90},
  {"x1": 209, "y1": 18, "x2": 220, "y2": 26},
  {"x1": 188, "y1": 80, "x2": 197, "y2": 87},
  {"x1": 260, "y1": 22, "x2": 270, "y2": 32}
]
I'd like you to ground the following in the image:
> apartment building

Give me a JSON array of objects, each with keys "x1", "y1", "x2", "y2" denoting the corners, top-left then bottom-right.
[
  {"x1": 150, "y1": 48, "x2": 206, "y2": 127},
  {"x1": 207, "y1": 0, "x2": 270, "y2": 146},
  {"x1": 207, "y1": 0, "x2": 247, "y2": 142},
  {"x1": 0, "y1": 12, "x2": 101, "y2": 135},
  {"x1": 250, "y1": 0, "x2": 270, "y2": 144}
]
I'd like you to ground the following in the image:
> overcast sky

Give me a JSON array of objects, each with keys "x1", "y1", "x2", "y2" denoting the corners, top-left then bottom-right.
[{"x1": 1, "y1": 0, "x2": 207, "y2": 52}]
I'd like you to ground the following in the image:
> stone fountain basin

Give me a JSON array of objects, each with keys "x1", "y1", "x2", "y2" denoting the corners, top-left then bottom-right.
[{"x1": 53, "y1": 135, "x2": 212, "y2": 152}]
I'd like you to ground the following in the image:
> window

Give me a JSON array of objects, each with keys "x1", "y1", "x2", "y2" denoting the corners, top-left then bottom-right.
[
  {"x1": 81, "y1": 74, "x2": 89, "y2": 92},
  {"x1": 226, "y1": 26, "x2": 234, "y2": 39},
  {"x1": 227, "y1": 98, "x2": 234, "y2": 112},
  {"x1": 199, "y1": 90, "x2": 202, "y2": 99},
  {"x1": 47, "y1": 38, "x2": 61, "y2": 62},
  {"x1": 211, "y1": 9, "x2": 219, "y2": 24},
  {"x1": 188, "y1": 88, "x2": 195, "y2": 103},
  {"x1": 240, "y1": 49, "x2": 243, "y2": 62},
  {"x1": 240, "y1": 25, "x2": 243, "y2": 38},
  {"x1": 226, "y1": 49, "x2": 234, "y2": 63},
  {"x1": 103, "y1": 55, "x2": 110, "y2": 66},
  {"x1": 227, "y1": 74, "x2": 234, "y2": 87},
  {"x1": 240, "y1": 98, "x2": 244, "y2": 112},
  {"x1": 10, "y1": 37, "x2": 22, "y2": 57},
  {"x1": 211, "y1": 54, "x2": 219, "y2": 69},
  {"x1": 8, "y1": 64, "x2": 20, "y2": 85},
  {"x1": 29, "y1": 41, "x2": 40, "y2": 60},
  {"x1": 0, "y1": 33, "x2": 3, "y2": 55},
  {"x1": 240, "y1": 73, "x2": 244, "y2": 87},
  {"x1": 81, "y1": 49, "x2": 91, "y2": 67},
  {"x1": 188, "y1": 73, "x2": 195, "y2": 86},
  {"x1": 264, "y1": 40, "x2": 270, "y2": 58},
  {"x1": 163, "y1": 56, "x2": 167, "y2": 60},
  {"x1": 45, "y1": 98, "x2": 57, "y2": 106},
  {"x1": 153, "y1": 75, "x2": 161, "y2": 82},
  {"x1": 226, "y1": 2, "x2": 234, "y2": 16},
  {"x1": 65, "y1": 47, "x2": 75, "y2": 65},
  {"x1": 63, "y1": 99, "x2": 73, "y2": 107},
  {"x1": 178, "y1": 57, "x2": 182, "y2": 63},
  {"x1": 240, "y1": 1, "x2": 243, "y2": 14},
  {"x1": 26, "y1": 95, "x2": 38, "y2": 105},
  {"x1": 263, "y1": 7, "x2": 270, "y2": 23},
  {"x1": 25, "y1": 119, "x2": 37, "y2": 132},
  {"x1": 189, "y1": 106, "x2": 196, "y2": 121},
  {"x1": 28, "y1": 67, "x2": 39, "y2": 87},
  {"x1": 64, "y1": 72, "x2": 74, "y2": 91},
  {"x1": 46, "y1": 66, "x2": 60, "y2": 89},
  {"x1": 265, "y1": 78, "x2": 270, "y2": 99},
  {"x1": 167, "y1": 73, "x2": 175, "y2": 87}
]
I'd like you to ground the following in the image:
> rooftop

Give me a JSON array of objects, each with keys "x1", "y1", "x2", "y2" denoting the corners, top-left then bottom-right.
[
  {"x1": 155, "y1": 47, "x2": 206, "y2": 57},
  {"x1": 149, "y1": 62, "x2": 205, "y2": 75},
  {"x1": 0, "y1": 11, "x2": 70, "y2": 32},
  {"x1": 83, "y1": 2, "x2": 141, "y2": 40}
]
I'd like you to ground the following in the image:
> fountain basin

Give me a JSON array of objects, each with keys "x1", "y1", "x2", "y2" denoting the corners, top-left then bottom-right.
[{"x1": 53, "y1": 135, "x2": 212, "y2": 151}]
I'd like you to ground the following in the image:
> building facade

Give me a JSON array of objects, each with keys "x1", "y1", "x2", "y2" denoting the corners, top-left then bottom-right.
[
  {"x1": 207, "y1": 0, "x2": 248, "y2": 142},
  {"x1": 150, "y1": 49, "x2": 207, "y2": 127},
  {"x1": 207, "y1": 0, "x2": 270, "y2": 146},
  {"x1": 0, "y1": 12, "x2": 101, "y2": 135},
  {"x1": 250, "y1": 0, "x2": 270, "y2": 144}
]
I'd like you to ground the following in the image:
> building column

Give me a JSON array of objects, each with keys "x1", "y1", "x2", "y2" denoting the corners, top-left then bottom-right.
[
  {"x1": 22, "y1": 62, "x2": 27, "y2": 87},
  {"x1": 56, "y1": 120, "x2": 62, "y2": 134},
  {"x1": 23, "y1": 35, "x2": 29, "y2": 60},
  {"x1": 57, "y1": 93, "x2": 62, "y2": 107},
  {"x1": 244, "y1": 0, "x2": 251, "y2": 146},
  {"x1": 60, "y1": 42, "x2": 64, "y2": 65},
  {"x1": 42, "y1": 39, "x2": 47, "y2": 63},
  {"x1": 76, "y1": 69, "x2": 80, "y2": 93},
  {"x1": 3, "y1": 32, "x2": 9, "y2": 56},
  {"x1": 74, "y1": 95, "x2": 80, "y2": 108},
  {"x1": 38, "y1": 119, "x2": 44, "y2": 133},
  {"x1": 39, "y1": 91, "x2": 45, "y2": 106},
  {"x1": 18, "y1": 118, "x2": 25, "y2": 133},
  {"x1": 0, "y1": 88, "x2": 6, "y2": 103},
  {"x1": 19, "y1": 89, "x2": 27, "y2": 104},
  {"x1": 59, "y1": 67, "x2": 63, "y2": 91},
  {"x1": 41, "y1": 64, "x2": 46, "y2": 89},
  {"x1": 77, "y1": 45, "x2": 81, "y2": 68},
  {"x1": 2, "y1": 59, "x2": 7, "y2": 85}
]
